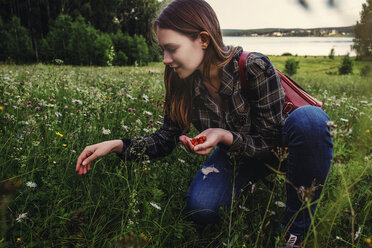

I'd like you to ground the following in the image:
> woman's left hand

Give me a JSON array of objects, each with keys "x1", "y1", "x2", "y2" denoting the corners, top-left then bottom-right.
[{"x1": 179, "y1": 128, "x2": 233, "y2": 155}]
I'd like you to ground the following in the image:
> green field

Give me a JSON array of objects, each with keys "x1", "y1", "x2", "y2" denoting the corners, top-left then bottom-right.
[{"x1": 1, "y1": 56, "x2": 371, "y2": 247}]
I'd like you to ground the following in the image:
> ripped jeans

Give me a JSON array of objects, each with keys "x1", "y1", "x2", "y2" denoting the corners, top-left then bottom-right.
[{"x1": 185, "y1": 106, "x2": 334, "y2": 237}]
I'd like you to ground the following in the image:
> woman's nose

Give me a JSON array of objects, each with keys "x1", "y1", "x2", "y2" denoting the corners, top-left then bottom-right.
[{"x1": 163, "y1": 51, "x2": 173, "y2": 65}]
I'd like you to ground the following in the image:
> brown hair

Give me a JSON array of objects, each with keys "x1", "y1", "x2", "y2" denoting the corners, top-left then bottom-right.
[{"x1": 154, "y1": 0, "x2": 237, "y2": 133}]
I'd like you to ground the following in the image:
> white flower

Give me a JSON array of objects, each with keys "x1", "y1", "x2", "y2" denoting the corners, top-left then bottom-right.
[
  {"x1": 123, "y1": 125, "x2": 129, "y2": 131},
  {"x1": 16, "y1": 213, "x2": 27, "y2": 222},
  {"x1": 47, "y1": 103, "x2": 55, "y2": 108},
  {"x1": 102, "y1": 128, "x2": 111, "y2": 135},
  {"x1": 150, "y1": 202, "x2": 161, "y2": 210},
  {"x1": 239, "y1": 205, "x2": 250, "y2": 212},
  {"x1": 32, "y1": 141, "x2": 40, "y2": 146},
  {"x1": 55, "y1": 112, "x2": 62, "y2": 117},
  {"x1": 143, "y1": 110, "x2": 152, "y2": 116},
  {"x1": 126, "y1": 94, "x2": 136, "y2": 100},
  {"x1": 360, "y1": 100, "x2": 368, "y2": 104},
  {"x1": 274, "y1": 201, "x2": 286, "y2": 208},
  {"x1": 178, "y1": 158, "x2": 185, "y2": 163},
  {"x1": 336, "y1": 236, "x2": 340, "y2": 240},
  {"x1": 143, "y1": 128, "x2": 150, "y2": 133},
  {"x1": 72, "y1": 99, "x2": 83, "y2": 105},
  {"x1": 269, "y1": 210, "x2": 276, "y2": 216},
  {"x1": 26, "y1": 181, "x2": 37, "y2": 188},
  {"x1": 142, "y1": 94, "x2": 149, "y2": 102},
  {"x1": 340, "y1": 118, "x2": 349, "y2": 122},
  {"x1": 355, "y1": 226, "x2": 362, "y2": 240}
]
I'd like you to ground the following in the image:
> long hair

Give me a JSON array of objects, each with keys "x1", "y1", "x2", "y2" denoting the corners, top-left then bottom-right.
[{"x1": 154, "y1": 0, "x2": 238, "y2": 132}]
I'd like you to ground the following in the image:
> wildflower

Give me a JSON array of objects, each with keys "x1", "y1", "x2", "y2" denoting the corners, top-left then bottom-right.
[
  {"x1": 123, "y1": 125, "x2": 129, "y2": 131},
  {"x1": 47, "y1": 103, "x2": 55, "y2": 107},
  {"x1": 35, "y1": 106, "x2": 40, "y2": 110},
  {"x1": 0, "y1": 106, "x2": 3, "y2": 110},
  {"x1": 336, "y1": 236, "x2": 340, "y2": 240},
  {"x1": 102, "y1": 128, "x2": 111, "y2": 135},
  {"x1": 16, "y1": 213, "x2": 27, "y2": 222},
  {"x1": 17, "y1": 133, "x2": 24, "y2": 139},
  {"x1": 239, "y1": 205, "x2": 250, "y2": 212},
  {"x1": 360, "y1": 100, "x2": 368, "y2": 104},
  {"x1": 16, "y1": 237, "x2": 21, "y2": 242},
  {"x1": 126, "y1": 93, "x2": 135, "y2": 100},
  {"x1": 27, "y1": 101, "x2": 32, "y2": 107},
  {"x1": 366, "y1": 129, "x2": 370, "y2": 134},
  {"x1": 55, "y1": 112, "x2": 62, "y2": 117},
  {"x1": 56, "y1": 132, "x2": 63, "y2": 137},
  {"x1": 62, "y1": 144, "x2": 67, "y2": 147},
  {"x1": 72, "y1": 99, "x2": 82, "y2": 105},
  {"x1": 269, "y1": 210, "x2": 276, "y2": 216},
  {"x1": 143, "y1": 110, "x2": 152, "y2": 116},
  {"x1": 150, "y1": 202, "x2": 161, "y2": 210},
  {"x1": 178, "y1": 158, "x2": 185, "y2": 163},
  {"x1": 26, "y1": 181, "x2": 37, "y2": 188},
  {"x1": 366, "y1": 238, "x2": 371, "y2": 244},
  {"x1": 340, "y1": 118, "x2": 349, "y2": 122},
  {"x1": 142, "y1": 94, "x2": 149, "y2": 102},
  {"x1": 32, "y1": 141, "x2": 40, "y2": 146},
  {"x1": 274, "y1": 201, "x2": 286, "y2": 208},
  {"x1": 355, "y1": 226, "x2": 361, "y2": 240}
]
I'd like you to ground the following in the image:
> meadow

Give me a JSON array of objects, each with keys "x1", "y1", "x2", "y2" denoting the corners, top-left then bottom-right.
[{"x1": 0, "y1": 56, "x2": 371, "y2": 247}]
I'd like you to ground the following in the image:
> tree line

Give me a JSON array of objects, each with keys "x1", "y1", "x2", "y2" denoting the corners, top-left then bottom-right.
[
  {"x1": 0, "y1": 0, "x2": 166, "y2": 65},
  {"x1": 0, "y1": 0, "x2": 371, "y2": 65}
]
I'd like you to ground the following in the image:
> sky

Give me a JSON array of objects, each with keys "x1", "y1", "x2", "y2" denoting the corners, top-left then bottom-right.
[{"x1": 205, "y1": 0, "x2": 366, "y2": 29}]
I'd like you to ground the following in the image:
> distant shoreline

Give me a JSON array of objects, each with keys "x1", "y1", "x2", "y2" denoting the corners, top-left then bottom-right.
[{"x1": 221, "y1": 25, "x2": 354, "y2": 37}]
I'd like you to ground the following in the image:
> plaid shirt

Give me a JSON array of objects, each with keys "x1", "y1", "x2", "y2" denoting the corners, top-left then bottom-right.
[{"x1": 120, "y1": 47, "x2": 285, "y2": 162}]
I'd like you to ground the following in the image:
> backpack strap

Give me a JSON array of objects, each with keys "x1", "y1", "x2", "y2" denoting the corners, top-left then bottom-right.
[{"x1": 239, "y1": 51, "x2": 251, "y2": 91}]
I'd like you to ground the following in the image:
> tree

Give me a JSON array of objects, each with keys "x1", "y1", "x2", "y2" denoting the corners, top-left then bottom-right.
[
  {"x1": 328, "y1": 48, "x2": 335, "y2": 59},
  {"x1": 284, "y1": 59, "x2": 300, "y2": 76},
  {"x1": 338, "y1": 54, "x2": 353, "y2": 75},
  {"x1": 353, "y1": 0, "x2": 372, "y2": 60}
]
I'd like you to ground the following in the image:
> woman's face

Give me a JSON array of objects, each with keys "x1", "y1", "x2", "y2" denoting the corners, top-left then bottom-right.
[{"x1": 156, "y1": 27, "x2": 206, "y2": 79}]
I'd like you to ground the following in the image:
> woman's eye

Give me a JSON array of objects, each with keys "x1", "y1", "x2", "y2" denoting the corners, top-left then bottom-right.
[{"x1": 167, "y1": 48, "x2": 176, "y2": 53}]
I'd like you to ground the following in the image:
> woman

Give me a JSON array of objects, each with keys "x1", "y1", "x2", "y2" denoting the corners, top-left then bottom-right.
[{"x1": 76, "y1": 0, "x2": 333, "y2": 246}]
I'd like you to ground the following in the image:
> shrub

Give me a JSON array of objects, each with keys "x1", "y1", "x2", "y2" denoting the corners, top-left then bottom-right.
[
  {"x1": 338, "y1": 54, "x2": 353, "y2": 75},
  {"x1": 281, "y1": 52, "x2": 292, "y2": 56},
  {"x1": 133, "y1": 35, "x2": 149, "y2": 66},
  {"x1": 113, "y1": 50, "x2": 128, "y2": 66},
  {"x1": 328, "y1": 48, "x2": 335, "y2": 59},
  {"x1": 360, "y1": 64, "x2": 372, "y2": 77},
  {"x1": 284, "y1": 58, "x2": 300, "y2": 76}
]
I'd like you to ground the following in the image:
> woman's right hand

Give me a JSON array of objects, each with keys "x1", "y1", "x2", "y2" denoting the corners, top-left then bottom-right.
[{"x1": 75, "y1": 140, "x2": 123, "y2": 175}]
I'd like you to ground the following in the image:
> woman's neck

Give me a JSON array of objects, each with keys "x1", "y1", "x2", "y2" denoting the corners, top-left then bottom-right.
[{"x1": 201, "y1": 63, "x2": 221, "y2": 92}]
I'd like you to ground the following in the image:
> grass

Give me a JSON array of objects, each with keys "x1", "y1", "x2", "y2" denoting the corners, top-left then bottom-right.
[{"x1": 0, "y1": 56, "x2": 371, "y2": 247}]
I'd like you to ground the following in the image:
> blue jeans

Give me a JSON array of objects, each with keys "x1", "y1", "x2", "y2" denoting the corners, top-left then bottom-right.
[{"x1": 185, "y1": 106, "x2": 334, "y2": 237}]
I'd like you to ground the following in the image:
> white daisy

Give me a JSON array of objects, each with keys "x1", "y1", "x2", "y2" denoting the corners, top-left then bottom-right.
[
  {"x1": 26, "y1": 181, "x2": 37, "y2": 188},
  {"x1": 16, "y1": 213, "x2": 27, "y2": 222},
  {"x1": 102, "y1": 128, "x2": 111, "y2": 135},
  {"x1": 274, "y1": 201, "x2": 286, "y2": 208}
]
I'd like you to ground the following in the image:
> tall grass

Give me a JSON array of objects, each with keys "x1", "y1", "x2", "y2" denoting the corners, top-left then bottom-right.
[{"x1": 0, "y1": 56, "x2": 371, "y2": 247}]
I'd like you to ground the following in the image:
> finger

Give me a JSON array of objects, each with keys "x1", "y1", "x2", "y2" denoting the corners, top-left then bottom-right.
[
  {"x1": 82, "y1": 153, "x2": 98, "y2": 167},
  {"x1": 179, "y1": 136, "x2": 192, "y2": 152},
  {"x1": 76, "y1": 149, "x2": 92, "y2": 171}
]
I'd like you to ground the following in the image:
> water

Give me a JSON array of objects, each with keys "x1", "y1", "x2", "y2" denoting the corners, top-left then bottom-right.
[{"x1": 222, "y1": 36, "x2": 355, "y2": 56}]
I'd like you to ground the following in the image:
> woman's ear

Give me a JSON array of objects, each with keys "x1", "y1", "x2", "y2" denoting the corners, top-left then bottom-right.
[{"x1": 199, "y1": 31, "x2": 210, "y2": 49}]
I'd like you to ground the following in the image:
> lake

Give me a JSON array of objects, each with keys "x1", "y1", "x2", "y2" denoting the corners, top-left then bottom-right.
[{"x1": 222, "y1": 36, "x2": 355, "y2": 56}]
